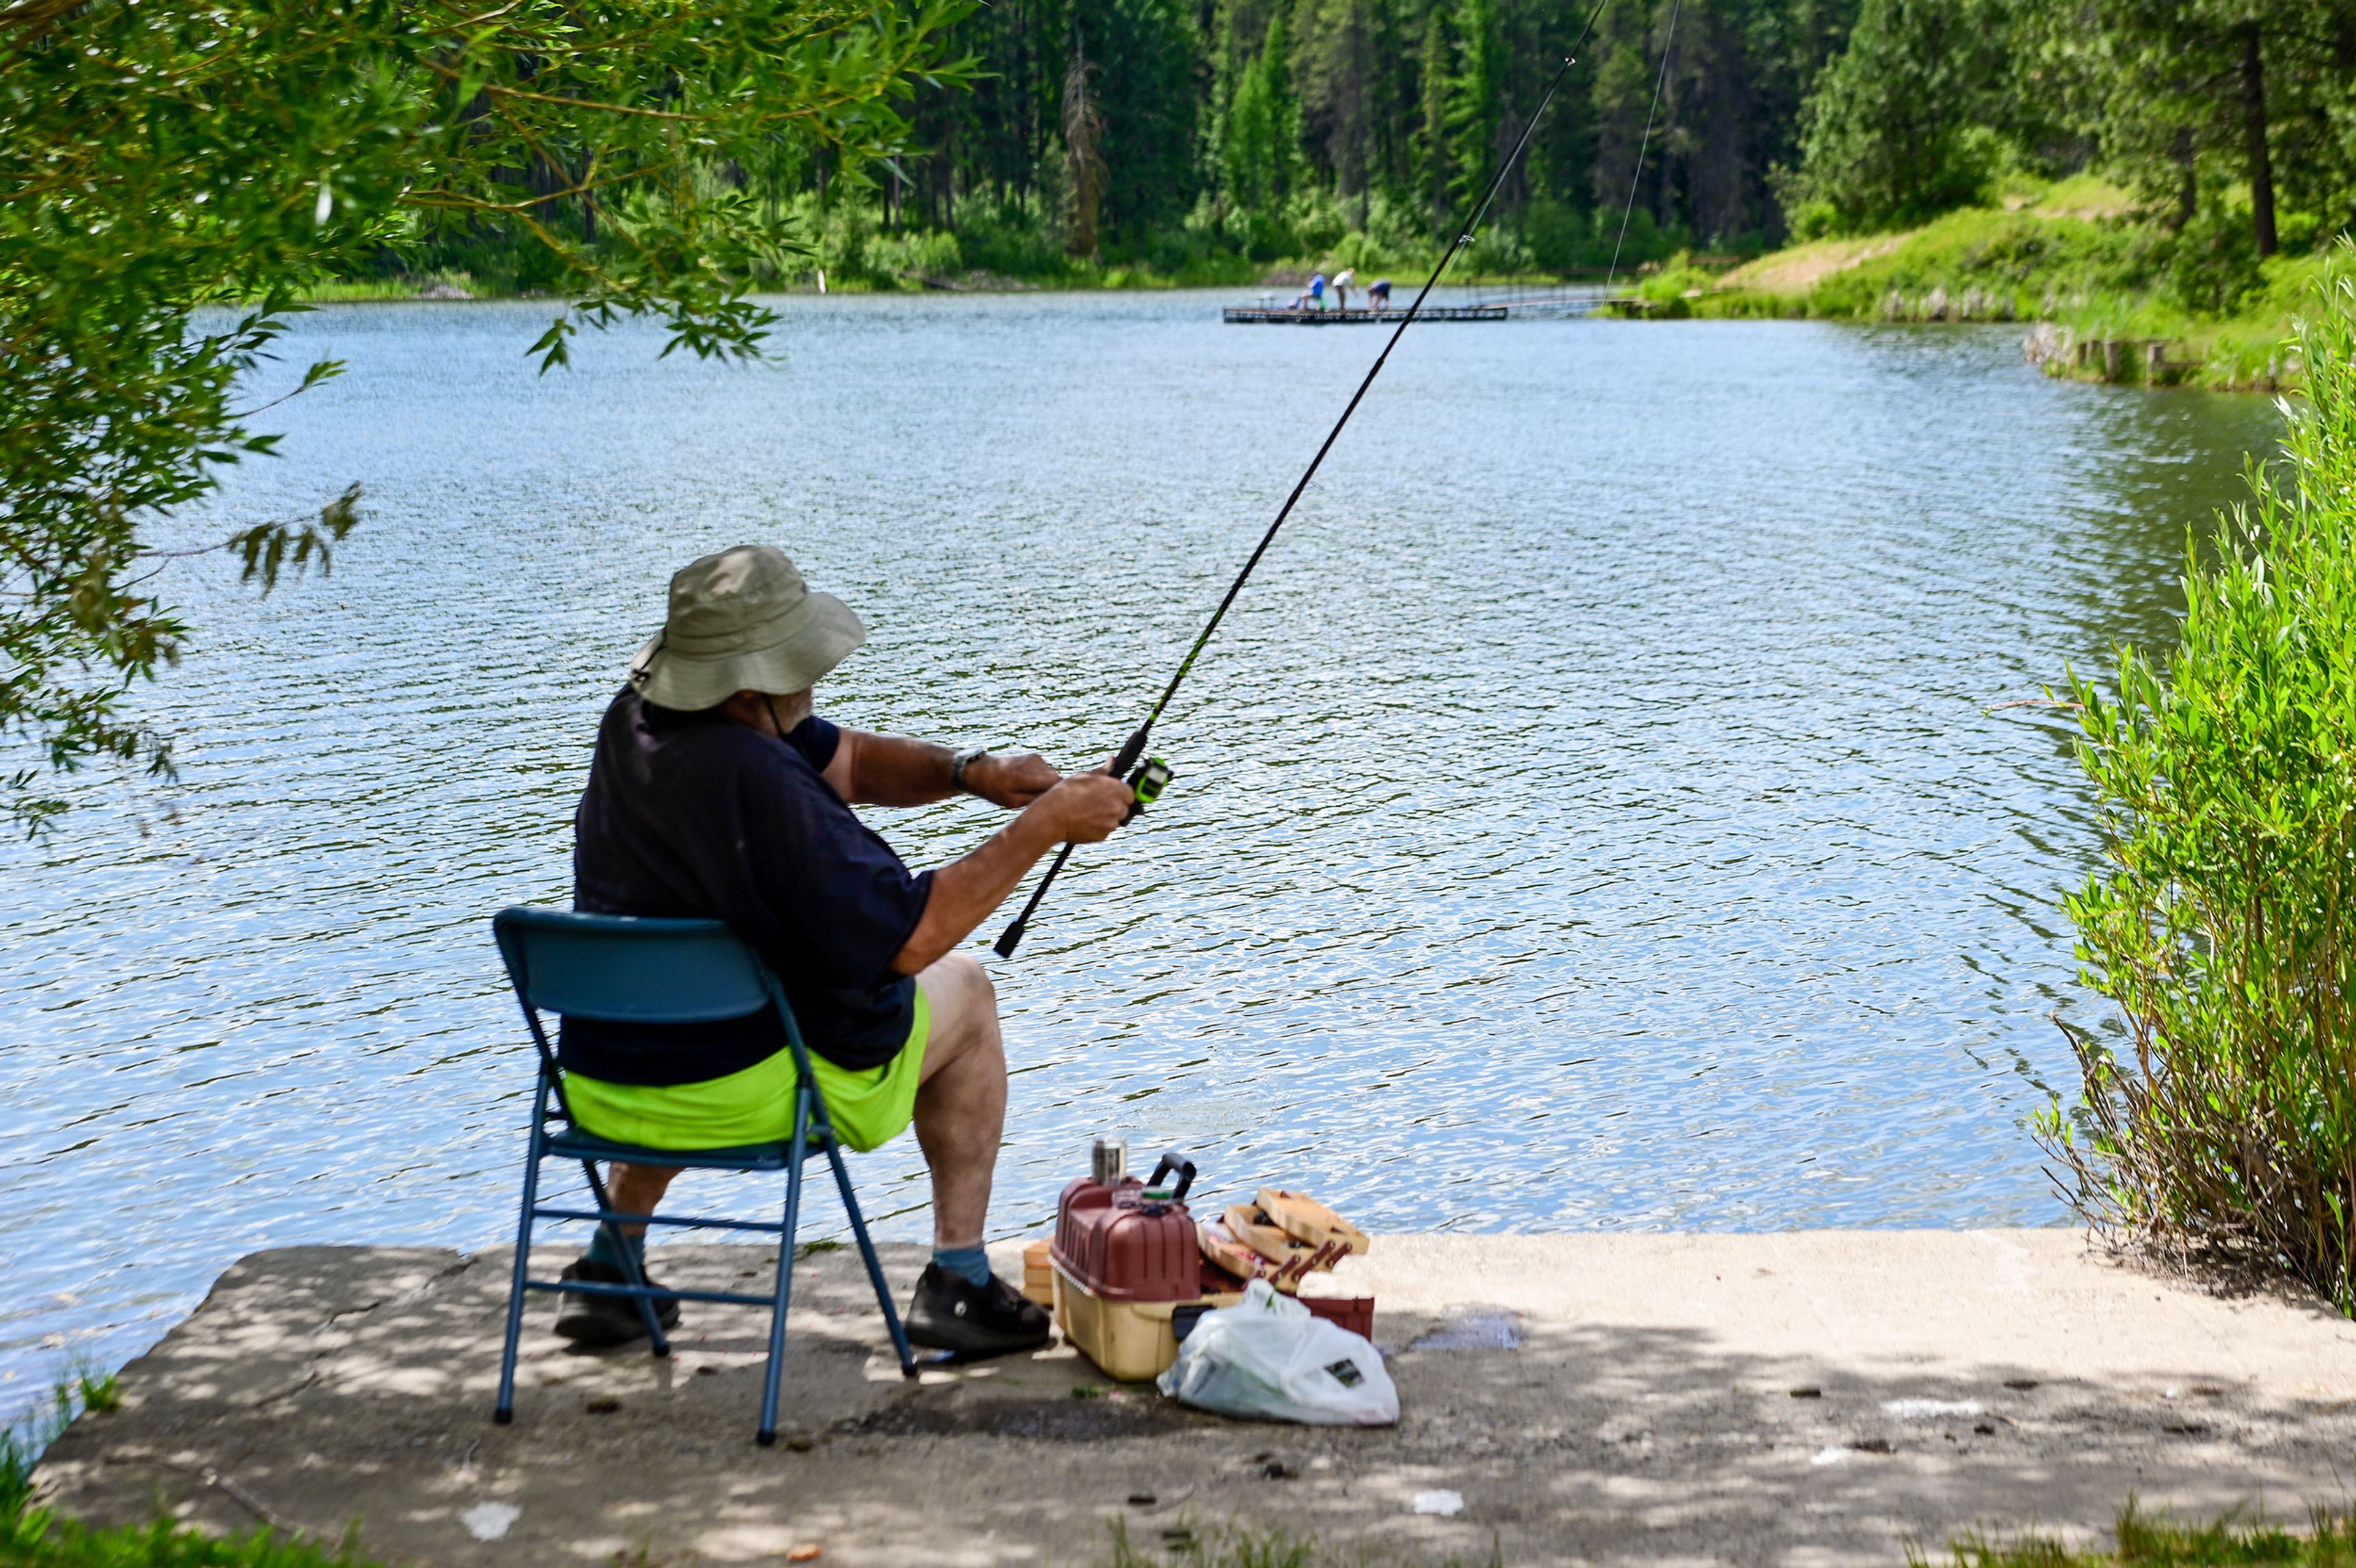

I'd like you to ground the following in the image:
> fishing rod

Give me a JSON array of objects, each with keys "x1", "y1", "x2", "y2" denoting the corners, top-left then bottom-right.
[{"x1": 993, "y1": 7, "x2": 1611, "y2": 960}]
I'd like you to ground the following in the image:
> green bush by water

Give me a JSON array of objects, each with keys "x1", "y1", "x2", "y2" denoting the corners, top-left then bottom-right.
[{"x1": 2039, "y1": 261, "x2": 2356, "y2": 1312}]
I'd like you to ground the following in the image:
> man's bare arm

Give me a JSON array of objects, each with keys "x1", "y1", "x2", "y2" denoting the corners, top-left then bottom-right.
[
  {"x1": 892, "y1": 771, "x2": 1132, "y2": 974},
  {"x1": 824, "y1": 729, "x2": 1060, "y2": 809}
]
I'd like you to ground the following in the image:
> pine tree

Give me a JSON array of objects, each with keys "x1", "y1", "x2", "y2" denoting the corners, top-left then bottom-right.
[
  {"x1": 1222, "y1": 10, "x2": 1302, "y2": 220},
  {"x1": 1416, "y1": 0, "x2": 1456, "y2": 236},
  {"x1": 1444, "y1": 0, "x2": 1502, "y2": 212}
]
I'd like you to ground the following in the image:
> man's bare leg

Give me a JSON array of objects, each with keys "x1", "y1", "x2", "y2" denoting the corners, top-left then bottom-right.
[
  {"x1": 607, "y1": 1163, "x2": 675, "y2": 1235},
  {"x1": 901, "y1": 951, "x2": 1043, "y2": 1352},
  {"x1": 555, "y1": 1144, "x2": 680, "y2": 1343},
  {"x1": 910, "y1": 951, "x2": 1006, "y2": 1250}
]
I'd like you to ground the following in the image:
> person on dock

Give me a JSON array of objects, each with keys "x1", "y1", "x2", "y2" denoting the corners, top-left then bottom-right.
[
  {"x1": 1332, "y1": 267, "x2": 1355, "y2": 311},
  {"x1": 1307, "y1": 271, "x2": 1326, "y2": 311},
  {"x1": 555, "y1": 545, "x2": 1133, "y2": 1358},
  {"x1": 1369, "y1": 277, "x2": 1392, "y2": 311}
]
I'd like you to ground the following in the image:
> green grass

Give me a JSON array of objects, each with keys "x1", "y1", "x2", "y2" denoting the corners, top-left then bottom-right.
[
  {"x1": 1634, "y1": 177, "x2": 2328, "y2": 390},
  {"x1": 0, "y1": 1518, "x2": 390, "y2": 1567},
  {"x1": 290, "y1": 273, "x2": 478, "y2": 304},
  {"x1": 1922, "y1": 1504, "x2": 2356, "y2": 1568},
  {"x1": 0, "y1": 1368, "x2": 400, "y2": 1568}
]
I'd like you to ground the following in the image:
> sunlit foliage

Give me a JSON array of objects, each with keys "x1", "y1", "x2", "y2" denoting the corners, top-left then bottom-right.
[
  {"x1": 0, "y1": 0, "x2": 969, "y2": 831},
  {"x1": 2042, "y1": 257, "x2": 2356, "y2": 1311}
]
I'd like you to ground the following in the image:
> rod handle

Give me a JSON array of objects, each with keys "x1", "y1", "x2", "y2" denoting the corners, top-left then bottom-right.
[
  {"x1": 1110, "y1": 724, "x2": 1150, "y2": 777},
  {"x1": 991, "y1": 726, "x2": 1155, "y2": 959},
  {"x1": 993, "y1": 841, "x2": 1076, "y2": 958}
]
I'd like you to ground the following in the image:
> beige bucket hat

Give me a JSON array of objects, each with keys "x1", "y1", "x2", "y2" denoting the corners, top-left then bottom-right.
[{"x1": 628, "y1": 545, "x2": 866, "y2": 712}]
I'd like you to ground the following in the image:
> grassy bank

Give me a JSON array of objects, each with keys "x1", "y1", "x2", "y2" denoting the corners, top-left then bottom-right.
[
  {"x1": 1932, "y1": 1505, "x2": 2356, "y2": 1568},
  {"x1": 2, "y1": 1372, "x2": 397, "y2": 1568},
  {"x1": 1623, "y1": 177, "x2": 2328, "y2": 391}
]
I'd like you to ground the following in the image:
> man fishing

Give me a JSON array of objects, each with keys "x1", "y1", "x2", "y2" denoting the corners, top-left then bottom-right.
[{"x1": 555, "y1": 544, "x2": 1133, "y2": 1358}]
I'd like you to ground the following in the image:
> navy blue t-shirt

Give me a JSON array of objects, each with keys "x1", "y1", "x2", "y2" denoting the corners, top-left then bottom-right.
[{"x1": 562, "y1": 687, "x2": 934, "y2": 1083}]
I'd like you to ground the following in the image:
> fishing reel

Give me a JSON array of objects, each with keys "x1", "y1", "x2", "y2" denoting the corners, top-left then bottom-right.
[{"x1": 1123, "y1": 756, "x2": 1172, "y2": 824}]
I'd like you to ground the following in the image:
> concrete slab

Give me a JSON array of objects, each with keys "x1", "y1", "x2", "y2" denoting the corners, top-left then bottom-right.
[{"x1": 32, "y1": 1232, "x2": 2356, "y2": 1567}]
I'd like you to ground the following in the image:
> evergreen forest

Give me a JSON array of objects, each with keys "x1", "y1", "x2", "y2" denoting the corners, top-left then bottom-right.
[{"x1": 399, "y1": 0, "x2": 2356, "y2": 290}]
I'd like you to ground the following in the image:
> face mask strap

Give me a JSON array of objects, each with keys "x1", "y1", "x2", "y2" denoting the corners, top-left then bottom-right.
[{"x1": 629, "y1": 630, "x2": 667, "y2": 686}]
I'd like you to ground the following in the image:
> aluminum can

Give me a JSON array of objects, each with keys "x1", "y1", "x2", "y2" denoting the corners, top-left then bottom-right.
[{"x1": 1090, "y1": 1136, "x2": 1128, "y2": 1186}]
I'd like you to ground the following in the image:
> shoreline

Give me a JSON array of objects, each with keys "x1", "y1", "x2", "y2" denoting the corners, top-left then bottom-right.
[
  {"x1": 295, "y1": 275, "x2": 2297, "y2": 396},
  {"x1": 32, "y1": 1230, "x2": 2356, "y2": 1566}
]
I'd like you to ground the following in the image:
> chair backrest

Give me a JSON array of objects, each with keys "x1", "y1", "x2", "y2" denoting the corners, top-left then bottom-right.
[{"x1": 493, "y1": 907, "x2": 773, "y2": 1024}]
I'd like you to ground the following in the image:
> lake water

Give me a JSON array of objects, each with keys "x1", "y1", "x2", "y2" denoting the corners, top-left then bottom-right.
[{"x1": 0, "y1": 290, "x2": 2284, "y2": 1416}]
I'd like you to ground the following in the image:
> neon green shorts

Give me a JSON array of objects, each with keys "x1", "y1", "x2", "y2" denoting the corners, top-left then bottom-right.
[{"x1": 563, "y1": 986, "x2": 930, "y2": 1154}]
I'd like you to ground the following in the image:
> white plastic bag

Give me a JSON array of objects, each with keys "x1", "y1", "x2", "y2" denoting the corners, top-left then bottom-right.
[{"x1": 1157, "y1": 1279, "x2": 1398, "y2": 1426}]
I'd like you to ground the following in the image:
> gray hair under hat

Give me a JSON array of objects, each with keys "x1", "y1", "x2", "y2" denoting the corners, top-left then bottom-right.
[{"x1": 629, "y1": 545, "x2": 866, "y2": 711}]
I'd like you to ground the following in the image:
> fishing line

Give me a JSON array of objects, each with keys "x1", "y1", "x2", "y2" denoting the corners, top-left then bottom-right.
[
  {"x1": 991, "y1": 0, "x2": 1613, "y2": 959},
  {"x1": 1604, "y1": 0, "x2": 1682, "y2": 291}
]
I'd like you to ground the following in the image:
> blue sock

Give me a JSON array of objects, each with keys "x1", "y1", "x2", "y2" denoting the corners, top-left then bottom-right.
[
  {"x1": 933, "y1": 1245, "x2": 990, "y2": 1288},
  {"x1": 587, "y1": 1227, "x2": 645, "y2": 1271}
]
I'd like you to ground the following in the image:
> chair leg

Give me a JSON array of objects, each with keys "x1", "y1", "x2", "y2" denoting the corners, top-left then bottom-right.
[
  {"x1": 493, "y1": 1113, "x2": 549, "y2": 1425},
  {"x1": 757, "y1": 1086, "x2": 814, "y2": 1447},
  {"x1": 580, "y1": 1158, "x2": 671, "y2": 1358},
  {"x1": 828, "y1": 1137, "x2": 919, "y2": 1378}
]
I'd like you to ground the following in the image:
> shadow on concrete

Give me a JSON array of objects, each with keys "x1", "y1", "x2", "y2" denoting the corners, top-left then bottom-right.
[{"x1": 31, "y1": 1242, "x2": 2356, "y2": 1568}]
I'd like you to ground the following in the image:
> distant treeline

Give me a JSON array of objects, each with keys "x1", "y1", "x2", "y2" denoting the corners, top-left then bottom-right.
[
  {"x1": 879, "y1": 0, "x2": 1857, "y2": 269},
  {"x1": 396, "y1": 0, "x2": 2356, "y2": 286}
]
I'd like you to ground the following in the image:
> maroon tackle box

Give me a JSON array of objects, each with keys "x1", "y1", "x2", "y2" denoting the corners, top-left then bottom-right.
[
  {"x1": 1050, "y1": 1151, "x2": 1210, "y2": 1378},
  {"x1": 1052, "y1": 1150, "x2": 1201, "y2": 1302}
]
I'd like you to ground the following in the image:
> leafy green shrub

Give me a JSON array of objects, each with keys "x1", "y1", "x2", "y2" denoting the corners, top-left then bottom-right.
[
  {"x1": 1784, "y1": 198, "x2": 1841, "y2": 242},
  {"x1": 1782, "y1": 0, "x2": 2007, "y2": 233},
  {"x1": 2, "y1": 0, "x2": 965, "y2": 831},
  {"x1": 864, "y1": 227, "x2": 964, "y2": 283},
  {"x1": 2159, "y1": 202, "x2": 2266, "y2": 318},
  {"x1": 1460, "y1": 225, "x2": 1534, "y2": 277},
  {"x1": 954, "y1": 198, "x2": 1076, "y2": 280},
  {"x1": 2041, "y1": 262, "x2": 2356, "y2": 1310}
]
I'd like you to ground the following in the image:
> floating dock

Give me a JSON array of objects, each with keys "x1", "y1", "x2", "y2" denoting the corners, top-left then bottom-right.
[
  {"x1": 1223, "y1": 304, "x2": 1508, "y2": 324},
  {"x1": 1223, "y1": 293, "x2": 1636, "y2": 324}
]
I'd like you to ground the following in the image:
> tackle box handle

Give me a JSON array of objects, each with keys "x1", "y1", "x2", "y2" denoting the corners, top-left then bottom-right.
[{"x1": 1147, "y1": 1150, "x2": 1196, "y2": 1204}]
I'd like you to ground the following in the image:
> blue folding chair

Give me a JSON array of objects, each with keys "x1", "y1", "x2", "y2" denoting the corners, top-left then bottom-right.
[{"x1": 489, "y1": 907, "x2": 920, "y2": 1444}]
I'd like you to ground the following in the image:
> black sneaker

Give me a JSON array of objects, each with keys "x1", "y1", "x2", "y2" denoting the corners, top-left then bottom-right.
[
  {"x1": 903, "y1": 1262, "x2": 1052, "y2": 1358},
  {"x1": 553, "y1": 1256, "x2": 681, "y2": 1348}
]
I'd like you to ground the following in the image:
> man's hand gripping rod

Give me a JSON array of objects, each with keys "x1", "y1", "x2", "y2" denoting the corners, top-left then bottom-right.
[{"x1": 992, "y1": 25, "x2": 1603, "y2": 960}]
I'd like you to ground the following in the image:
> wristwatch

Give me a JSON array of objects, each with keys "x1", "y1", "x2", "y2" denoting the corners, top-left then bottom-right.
[{"x1": 950, "y1": 746, "x2": 990, "y2": 794}]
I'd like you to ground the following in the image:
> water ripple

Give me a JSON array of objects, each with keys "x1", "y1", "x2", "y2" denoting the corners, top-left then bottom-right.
[{"x1": 0, "y1": 292, "x2": 2279, "y2": 1414}]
